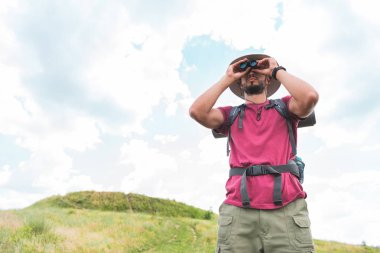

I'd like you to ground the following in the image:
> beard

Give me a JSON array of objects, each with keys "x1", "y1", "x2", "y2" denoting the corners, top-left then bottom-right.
[{"x1": 243, "y1": 81, "x2": 265, "y2": 95}]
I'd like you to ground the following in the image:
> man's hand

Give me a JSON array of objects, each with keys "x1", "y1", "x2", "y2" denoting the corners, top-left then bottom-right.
[
  {"x1": 252, "y1": 57, "x2": 279, "y2": 77},
  {"x1": 225, "y1": 58, "x2": 252, "y2": 83}
]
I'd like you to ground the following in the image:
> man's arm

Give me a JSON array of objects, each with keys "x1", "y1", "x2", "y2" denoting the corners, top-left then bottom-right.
[
  {"x1": 188, "y1": 78, "x2": 228, "y2": 129},
  {"x1": 253, "y1": 58, "x2": 319, "y2": 118},
  {"x1": 189, "y1": 58, "x2": 250, "y2": 129},
  {"x1": 276, "y1": 70, "x2": 318, "y2": 118}
]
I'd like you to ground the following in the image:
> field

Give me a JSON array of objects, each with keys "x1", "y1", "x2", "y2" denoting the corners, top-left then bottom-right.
[{"x1": 0, "y1": 191, "x2": 378, "y2": 253}]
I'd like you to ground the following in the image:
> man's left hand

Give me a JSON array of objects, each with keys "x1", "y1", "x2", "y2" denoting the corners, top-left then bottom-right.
[{"x1": 252, "y1": 57, "x2": 279, "y2": 77}]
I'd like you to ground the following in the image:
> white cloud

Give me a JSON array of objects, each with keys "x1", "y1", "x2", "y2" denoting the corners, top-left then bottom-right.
[
  {"x1": 188, "y1": 0, "x2": 281, "y2": 50},
  {"x1": 314, "y1": 105, "x2": 380, "y2": 149},
  {"x1": 0, "y1": 0, "x2": 104, "y2": 195},
  {"x1": 0, "y1": 165, "x2": 12, "y2": 186},
  {"x1": 62, "y1": 175, "x2": 110, "y2": 193},
  {"x1": 82, "y1": 11, "x2": 192, "y2": 136},
  {"x1": 314, "y1": 122, "x2": 366, "y2": 148},
  {"x1": 153, "y1": 134, "x2": 178, "y2": 144},
  {"x1": 120, "y1": 139, "x2": 179, "y2": 196},
  {"x1": 0, "y1": 190, "x2": 45, "y2": 210},
  {"x1": 267, "y1": 1, "x2": 345, "y2": 110},
  {"x1": 16, "y1": 142, "x2": 103, "y2": 195},
  {"x1": 119, "y1": 136, "x2": 229, "y2": 212},
  {"x1": 179, "y1": 150, "x2": 192, "y2": 160},
  {"x1": 1, "y1": 101, "x2": 102, "y2": 193},
  {"x1": 0, "y1": 58, "x2": 102, "y2": 197},
  {"x1": 349, "y1": 0, "x2": 380, "y2": 26},
  {"x1": 198, "y1": 135, "x2": 229, "y2": 165},
  {"x1": 307, "y1": 170, "x2": 380, "y2": 245}
]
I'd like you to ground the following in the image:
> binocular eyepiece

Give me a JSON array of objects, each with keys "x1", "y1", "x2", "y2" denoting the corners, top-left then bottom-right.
[{"x1": 238, "y1": 60, "x2": 259, "y2": 72}]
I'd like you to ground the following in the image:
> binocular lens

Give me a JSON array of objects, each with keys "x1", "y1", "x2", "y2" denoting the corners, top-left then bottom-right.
[
  {"x1": 239, "y1": 60, "x2": 257, "y2": 71},
  {"x1": 239, "y1": 62, "x2": 248, "y2": 69}
]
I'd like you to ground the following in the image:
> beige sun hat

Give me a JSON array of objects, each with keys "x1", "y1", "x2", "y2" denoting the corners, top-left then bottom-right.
[{"x1": 229, "y1": 54, "x2": 281, "y2": 98}]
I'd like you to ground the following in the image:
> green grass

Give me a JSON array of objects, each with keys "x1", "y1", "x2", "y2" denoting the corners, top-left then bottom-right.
[
  {"x1": 314, "y1": 240, "x2": 380, "y2": 253},
  {"x1": 0, "y1": 207, "x2": 216, "y2": 253},
  {"x1": 1, "y1": 191, "x2": 379, "y2": 253}
]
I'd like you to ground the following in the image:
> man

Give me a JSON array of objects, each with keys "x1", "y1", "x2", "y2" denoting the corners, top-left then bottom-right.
[{"x1": 189, "y1": 54, "x2": 318, "y2": 253}]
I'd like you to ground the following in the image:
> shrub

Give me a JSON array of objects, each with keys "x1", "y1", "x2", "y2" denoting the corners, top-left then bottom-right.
[
  {"x1": 203, "y1": 210, "x2": 213, "y2": 220},
  {"x1": 24, "y1": 216, "x2": 51, "y2": 236}
]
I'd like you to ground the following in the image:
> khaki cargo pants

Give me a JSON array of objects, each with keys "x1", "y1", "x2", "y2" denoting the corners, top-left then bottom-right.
[{"x1": 216, "y1": 198, "x2": 315, "y2": 253}]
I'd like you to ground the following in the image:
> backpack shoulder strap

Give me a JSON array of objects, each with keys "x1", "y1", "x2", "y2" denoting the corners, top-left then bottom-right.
[
  {"x1": 225, "y1": 104, "x2": 246, "y2": 155},
  {"x1": 211, "y1": 104, "x2": 245, "y2": 139},
  {"x1": 228, "y1": 104, "x2": 246, "y2": 128},
  {"x1": 269, "y1": 99, "x2": 291, "y2": 119},
  {"x1": 267, "y1": 99, "x2": 297, "y2": 155}
]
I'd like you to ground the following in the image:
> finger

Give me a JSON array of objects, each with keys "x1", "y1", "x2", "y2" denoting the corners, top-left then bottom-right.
[
  {"x1": 231, "y1": 58, "x2": 249, "y2": 72},
  {"x1": 232, "y1": 58, "x2": 249, "y2": 67},
  {"x1": 257, "y1": 61, "x2": 270, "y2": 70},
  {"x1": 241, "y1": 66, "x2": 251, "y2": 75},
  {"x1": 257, "y1": 58, "x2": 269, "y2": 63}
]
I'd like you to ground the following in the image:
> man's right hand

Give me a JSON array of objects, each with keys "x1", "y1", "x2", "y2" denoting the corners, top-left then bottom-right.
[{"x1": 225, "y1": 58, "x2": 252, "y2": 84}]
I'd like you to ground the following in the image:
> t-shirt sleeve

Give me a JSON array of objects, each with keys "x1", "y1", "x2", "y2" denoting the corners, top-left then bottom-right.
[
  {"x1": 282, "y1": 95, "x2": 303, "y2": 132},
  {"x1": 212, "y1": 106, "x2": 232, "y2": 136},
  {"x1": 282, "y1": 95, "x2": 303, "y2": 121}
]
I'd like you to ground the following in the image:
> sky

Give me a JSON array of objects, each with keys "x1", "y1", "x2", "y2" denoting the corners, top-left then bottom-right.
[{"x1": 0, "y1": 0, "x2": 379, "y2": 246}]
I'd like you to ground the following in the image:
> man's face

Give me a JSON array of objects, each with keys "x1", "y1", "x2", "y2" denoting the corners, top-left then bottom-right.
[{"x1": 240, "y1": 70, "x2": 268, "y2": 95}]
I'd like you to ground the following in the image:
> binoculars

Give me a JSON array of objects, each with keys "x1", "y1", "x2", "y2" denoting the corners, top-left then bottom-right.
[{"x1": 238, "y1": 60, "x2": 259, "y2": 71}]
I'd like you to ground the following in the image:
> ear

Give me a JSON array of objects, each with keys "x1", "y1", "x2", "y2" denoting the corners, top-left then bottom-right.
[
  {"x1": 265, "y1": 76, "x2": 271, "y2": 86},
  {"x1": 237, "y1": 79, "x2": 245, "y2": 97}
]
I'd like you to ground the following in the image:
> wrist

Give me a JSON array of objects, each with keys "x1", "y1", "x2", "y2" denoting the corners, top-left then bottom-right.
[
  {"x1": 222, "y1": 74, "x2": 238, "y2": 86},
  {"x1": 271, "y1": 66, "x2": 287, "y2": 80}
]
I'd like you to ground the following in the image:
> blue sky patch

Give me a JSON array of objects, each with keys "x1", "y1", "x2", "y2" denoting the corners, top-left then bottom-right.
[{"x1": 179, "y1": 35, "x2": 264, "y2": 96}]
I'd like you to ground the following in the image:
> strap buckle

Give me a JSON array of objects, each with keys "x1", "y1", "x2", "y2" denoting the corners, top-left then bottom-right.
[
  {"x1": 247, "y1": 165, "x2": 279, "y2": 176},
  {"x1": 242, "y1": 201, "x2": 250, "y2": 208},
  {"x1": 246, "y1": 165, "x2": 265, "y2": 176}
]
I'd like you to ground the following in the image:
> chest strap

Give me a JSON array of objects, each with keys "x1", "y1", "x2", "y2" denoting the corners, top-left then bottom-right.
[{"x1": 229, "y1": 162, "x2": 300, "y2": 208}]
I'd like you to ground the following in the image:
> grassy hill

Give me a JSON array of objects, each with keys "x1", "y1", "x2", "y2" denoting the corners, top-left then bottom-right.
[
  {"x1": 0, "y1": 191, "x2": 379, "y2": 253},
  {"x1": 30, "y1": 191, "x2": 213, "y2": 220}
]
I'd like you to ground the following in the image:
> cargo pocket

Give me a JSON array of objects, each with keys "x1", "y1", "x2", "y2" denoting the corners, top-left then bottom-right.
[
  {"x1": 288, "y1": 215, "x2": 314, "y2": 250},
  {"x1": 293, "y1": 216, "x2": 313, "y2": 244},
  {"x1": 217, "y1": 215, "x2": 233, "y2": 243}
]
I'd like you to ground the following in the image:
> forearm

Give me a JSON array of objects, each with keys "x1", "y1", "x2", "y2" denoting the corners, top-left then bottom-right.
[
  {"x1": 189, "y1": 75, "x2": 234, "y2": 123},
  {"x1": 189, "y1": 57, "x2": 250, "y2": 127}
]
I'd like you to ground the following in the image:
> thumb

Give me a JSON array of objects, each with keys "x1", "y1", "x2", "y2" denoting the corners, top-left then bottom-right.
[{"x1": 241, "y1": 67, "x2": 251, "y2": 76}]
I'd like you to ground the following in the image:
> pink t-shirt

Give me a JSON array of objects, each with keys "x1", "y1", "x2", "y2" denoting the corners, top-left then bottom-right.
[{"x1": 214, "y1": 96, "x2": 306, "y2": 209}]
